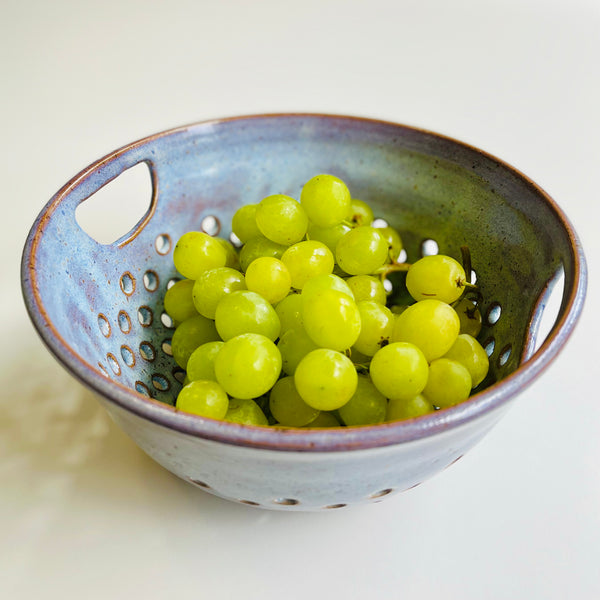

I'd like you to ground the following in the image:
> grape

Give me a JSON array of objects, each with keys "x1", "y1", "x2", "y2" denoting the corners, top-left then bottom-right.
[
  {"x1": 377, "y1": 226, "x2": 403, "y2": 262},
  {"x1": 186, "y1": 341, "x2": 224, "y2": 382},
  {"x1": 454, "y1": 297, "x2": 483, "y2": 337},
  {"x1": 300, "y1": 174, "x2": 352, "y2": 227},
  {"x1": 392, "y1": 299, "x2": 460, "y2": 362},
  {"x1": 192, "y1": 267, "x2": 246, "y2": 319},
  {"x1": 301, "y1": 273, "x2": 354, "y2": 302},
  {"x1": 277, "y1": 327, "x2": 319, "y2": 375},
  {"x1": 173, "y1": 231, "x2": 228, "y2": 280},
  {"x1": 352, "y1": 301, "x2": 394, "y2": 357},
  {"x1": 217, "y1": 238, "x2": 240, "y2": 269},
  {"x1": 176, "y1": 380, "x2": 229, "y2": 419},
  {"x1": 443, "y1": 334, "x2": 489, "y2": 388},
  {"x1": 346, "y1": 275, "x2": 387, "y2": 304},
  {"x1": 223, "y1": 398, "x2": 269, "y2": 426},
  {"x1": 269, "y1": 376, "x2": 320, "y2": 427},
  {"x1": 338, "y1": 375, "x2": 387, "y2": 426},
  {"x1": 255, "y1": 194, "x2": 308, "y2": 245},
  {"x1": 274, "y1": 292, "x2": 304, "y2": 333},
  {"x1": 239, "y1": 234, "x2": 288, "y2": 272},
  {"x1": 231, "y1": 204, "x2": 261, "y2": 243},
  {"x1": 301, "y1": 411, "x2": 341, "y2": 428},
  {"x1": 281, "y1": 240, "x2": 334, "y2": 289},
  {"x1": 406, "y1": 255, "x2": 466, "y2": 303},
  {"x1": 349, "y1": 198, "x2": 374, "y2": 226},
  {"x1": 307, "y1": 221, "x2": 351, "y2": 254},
  {"x1": 422, "y1": 358, "x2": 472, "y2": 408},
  {"x1": 386, "y1": 394, "x2": 434, "y2": 421},
  {"x1": 294, "y1": 348, "x2": 358, "y2": 411},
  {"x1": 164, "y1": 279, "x2": 198, "y2": 325},
  {"x1": 369, "y1": 342, "x2": 429, "y2": 401},
  {"x1": 214, "y1": 290, "x2": 281, "y2": 341},
  {"x1": 336, "y1": 226, "x2": 389, "y2": 275},
  {"x1": 171, "y1": 314, "x2": 220, "y2": 368},
  {"x1": 214, "y1": 333, "x2": 282, "y2": 399},
  {"x1": 245, "y1": 257, "x2": 291, "y2": 304},
  {"x1": 302, "y1": 289, "x2": 361, "y2": 351}
]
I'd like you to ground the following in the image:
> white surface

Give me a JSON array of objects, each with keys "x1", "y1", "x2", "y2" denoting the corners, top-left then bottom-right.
[{"x1": 2, "y1": 1, "x2": 599, "y2": 598}]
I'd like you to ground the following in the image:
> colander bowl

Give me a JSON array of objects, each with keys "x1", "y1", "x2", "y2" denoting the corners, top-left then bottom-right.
[{"x1": 21, "y1": 114, "x2": 586, "y2": 511}]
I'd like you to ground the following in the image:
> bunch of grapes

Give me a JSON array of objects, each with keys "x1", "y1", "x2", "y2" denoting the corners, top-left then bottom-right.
[{"x1": 164, "y1": 174, "x2": 489, "y2": 428}]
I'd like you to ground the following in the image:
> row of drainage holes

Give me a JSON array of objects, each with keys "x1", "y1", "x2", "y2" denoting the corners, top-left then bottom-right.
[
  {"x1": 98, "y1": 305, "x2": 175, "y2": 339},
  {"x1": 119, "y1": 269, "x2": 160, "y2": 297},
  {"x1": 482, "y1": 338, "x2": 512, "y2": 367}
]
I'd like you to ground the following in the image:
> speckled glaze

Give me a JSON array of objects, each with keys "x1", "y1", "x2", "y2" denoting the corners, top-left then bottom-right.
[{"x1": 22, "y1": 114, "x2": 587, "y2": 510}]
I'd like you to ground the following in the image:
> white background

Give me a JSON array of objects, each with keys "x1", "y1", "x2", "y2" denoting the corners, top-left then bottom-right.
[{"x1": 2, "y1": 1, "x2": 599, "y2": 598}]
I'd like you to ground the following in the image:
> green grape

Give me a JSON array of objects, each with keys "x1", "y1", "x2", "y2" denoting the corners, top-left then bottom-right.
[
  {"x1": 369, "y1": 342, "x2": 429, "y2": 401},
  {"x1": 239, "y1": 234, "x2": 288, "y2": 272},
  {"x1": 164, "y1": 279, "x2": 198, "y2": 325},
  {"x1": 176, "y1": 380, "x2": 229, "y2": 419},
  {"x1": 214, "y1": 333, "x2": 282, "y2": 399},
  {"x1": 406, "y1": 255, "x2": 467, "y2": 303},
  {"x1": 423, "y1": 358, "x2": 472, "y2": 408},
  {"x1": 443, "y1": 333, "x2": 489, "y2": 388},
  {"x1": 393, "y1": 299, "x2": 460, "y2": 362},
  {"x1": 173, "y1": 231, "x2": 228, "y2": 280},
  {"x1": 352, "y1": 301, "x2": 394, "y2": 356},
  {"x1": 255, "y1": 194, "x2": 309, "y2": 246},
  {"x1": 245, "y1": 257, "x2": 291, "y2": 305},
  {"x1": 186, "y1": 341, "x2": 224, "y2": 382},
  {"x1": 302, "y1": 289, "x2": 361, "y2": 351},
  {"x1": 269, "y1": 376, "x2": 320, "y2": 427},
  {"x1": 335, "y1": 226, "x2": 389, "y2": 275},
  {"x1": 277, "y1": 326, "x2": 319, "y2": 375},
  {"x1": 307, "y1": 221, "x2": 352, "y2": 254},
  {"x1": 231, "y1": 204, "x2": 261, "y2": 243},
  {"x1": 192, "y1": 267, "x2": 246, "y2": 319},
  {"x1": 301, "y1": 273, "x2": 354, "y2": 302},
  {"x1": 454, "y1": 297, "x2": 483, "y2": 337},
  {"x1": 301, "y1": 411, "x2": 341, "y2": 428},
  {"x1": 349, "y1": 198, "x2": 374, "y2": 226},
  {"x1": 171, "y1": 314, "x2": 220, "y2": 368},
  {"x1": 214, "y1": 290, "x2": 281, "y2": 341},
  {"x1": 274, "y1": 292, "x2": 304, "y2": 333},
  {"x1": 294, "y1": 348, "x2": 358, "y2": 411},
  {"x1": 377, "y1": 226, "x2": 403, "y2": 262},
  {"x1": 300, "y1": 174, "x2": 352, "y2": 227},
  {"x1": 386, "y1": 394, "x2": 434, "y2": 421},
  {"x1": 223, "y1": 398, "x2": 269, "y2": 426},
  {"x1": 338, "y1": 375, "x2": 387, "y2": 426},
  {"x1": 346, "y1": 275, "x2": 387, "y2": 304},
  {"x1": 218, "y1": 238, "x2": 240, "y2": 269},
  {"x1": 281, "y1": 240, "x2": 334, "y2": 289}
]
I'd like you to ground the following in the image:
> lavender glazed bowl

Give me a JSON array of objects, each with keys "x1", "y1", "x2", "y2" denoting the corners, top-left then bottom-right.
[{"x1": 22, "y1": 114, "x2": 586, "y2": 510}]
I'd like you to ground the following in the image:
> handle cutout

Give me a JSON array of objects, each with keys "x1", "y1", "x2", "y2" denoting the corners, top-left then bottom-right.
[{"x1": 75, "y1": 162, "x2": 153, "y2": 245}]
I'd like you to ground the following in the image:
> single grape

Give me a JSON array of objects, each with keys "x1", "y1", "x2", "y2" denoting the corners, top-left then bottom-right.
[
  {"x1": 294, "y1": 348, "x2": 358, "y2": 411},
  {"x1": 255, "y1": 194, "x2": 309, "y2": 245},
  {"x1": 192, "y1": 267, "x2": 246, "y2": 319},
  {"x1": 269, "y1": 376, "x2": 320, "y2": 427},
  {"x1": 454, "y1": 297, "x2": 483, "y2": 337},
  {"x1": 338, "y1": 375, "x2": 387, "y2": 426},
  {"x1": 245, "y1": 257, "x2": 291, "y2": 305},
  {"x1": 301, "y1": 411, "x2": 341, "y2": 428},
  {"x1": 307, "y1": 221, "x2": 352, "y2": 254},
  {"x1": 223, "y1": 398, "x2": 269, "y2": 426},
  {"x1": 214, "y1": 333, "x2": 282, "y2": 399},
  {"x1": 173, "y1": 231, "x2": 228, "y2": 280},
  {"x1": 214, "y1": 290, "x2": 281, "y2": 341},
  {"x1": 239, "y1": 234, "x2": 288, "y2": 272},
  {"x1": 186, "y1": 340, "x2": 224, "y2": 382},
  {"x1": 274, "y1": 292, "x2": 304, "y2": 333},
  {"x1": 176, "y1": 380, "x2": 229, "y2": 419},
  {"x1": 164, "y1": 279, "x2": 198, "y2": 325},
  {"x1": 349, "y1": 198, "x2": 374, "y2": 226},
  {"x1": 377, "y1": 226, "x2": 403, "y2": 262},
  {"x1": 300, "y1": 174, "x2": 352, "y2": 227},
  {"x1": 386, "y1": 394, "x2": 434, "y2": 421},
  {"x1": 231, "y1": 204, "x2": 261, "y2": 243},
  {"x1": 302, "y1": 289, "x2": 361, "y2": 351},
  {"x1": 443, "y1": 333, "x2": 489, "y2": 388},
  {"x1": 335, "y1": 226, "x2": 389, "y2": 275},
  {"x1": 352, "y1": 301, "x2": 394, "y2": 357},
  {"x1": 422, "y1": 358, "x2": 472, "y2": 408},
  {"x1": 281, "y1": 240, "x2": 334, "y2": 289},
  {"x1": 346, "y1": 275, "x2": 387, "y2": 304},
  {"x1": 301, "y1": 273, "x2": 354, "y2": 303},
  {"x1": 392, "y1": 299, "x2": 460, "y2": 362},
  {"x1": 277, "y1": 327, "x2": 319, "y2": 375},
  {"x1": 171, "y1": 314, "x2": 220, "y2": 368},
  {"x1": 406, "y1": 255, "x2": 467, "y2": 304},
  {"x1": 369, "y1": 342, "x2": 429, "y2": 401}
]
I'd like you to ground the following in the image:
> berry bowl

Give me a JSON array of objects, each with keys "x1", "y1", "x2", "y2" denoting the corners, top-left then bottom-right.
[{"x1": 21, "y1": 114, "x2": 587, "y2": 510}]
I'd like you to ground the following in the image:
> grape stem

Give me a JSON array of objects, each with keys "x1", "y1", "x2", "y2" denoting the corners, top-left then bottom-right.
[{"x1": 376, "y1": 262, "x2": 411, "y2": 281}]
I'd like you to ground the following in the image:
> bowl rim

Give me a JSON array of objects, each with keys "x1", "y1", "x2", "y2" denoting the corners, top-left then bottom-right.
[{"x1": 21, "y1": 112, "x2": 588, "y2": 452}]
